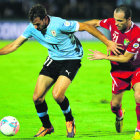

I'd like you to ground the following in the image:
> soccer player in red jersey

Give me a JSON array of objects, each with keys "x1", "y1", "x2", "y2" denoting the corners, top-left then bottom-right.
[{"x1": 86, "y1": 5, "x2": 140, "y2": 139}]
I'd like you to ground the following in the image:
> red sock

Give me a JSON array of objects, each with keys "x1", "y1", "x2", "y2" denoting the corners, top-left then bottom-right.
[
  {"x1": 111, "y1": 102, "x2": 123, "y2": 118},
  {"x1": 136, "y1": 103, "x2": 140, "y2": 130}
]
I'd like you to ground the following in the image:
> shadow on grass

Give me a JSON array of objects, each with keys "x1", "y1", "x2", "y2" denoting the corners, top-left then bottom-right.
[
  {"x1": 77, "y1": 130, "x2": 134, "y2": 138},
  {"x1": 1, "y1": 131, "x2": 134, "y2": 139}
]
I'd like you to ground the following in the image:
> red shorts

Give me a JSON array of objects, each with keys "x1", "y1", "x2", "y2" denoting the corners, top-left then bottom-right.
[{"x1": 110, "y1": 68, "x2": 140, "y2": 94}]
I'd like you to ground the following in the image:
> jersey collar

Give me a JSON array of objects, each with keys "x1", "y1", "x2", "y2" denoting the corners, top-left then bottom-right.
[
  {"x1": 46, "y1": 15, "x2": 51, "y2": 29},
  {"x1": 125, "y1": 21, "x2": 134, "y2": 33}
]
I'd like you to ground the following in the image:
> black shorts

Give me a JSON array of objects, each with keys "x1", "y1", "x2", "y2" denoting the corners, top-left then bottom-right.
[{"x1": 39, "y1": 56, "x2": 81, "y2": 82}]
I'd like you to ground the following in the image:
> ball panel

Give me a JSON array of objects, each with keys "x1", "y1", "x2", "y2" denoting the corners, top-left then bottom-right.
[
  {"x1": 0, "y1": 116, "x2": 20, "y2": 136},
  {"x1": 1, "y1": 124, "x2": 15, "y2": 136}
]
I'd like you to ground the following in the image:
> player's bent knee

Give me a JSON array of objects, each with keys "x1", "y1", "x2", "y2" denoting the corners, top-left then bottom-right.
[
  {"x1": 33, "y1": 94, "x2": 44, "y2": 104},
  {"x1": 52, "y1": 91, "x2": 64, "y2": 102},
  {"x1": 52, "y1": 93, "x2": 60, "y2": 101},
  {"x1": 111, "y1": 100, "x2": 121, "y2": 107}
]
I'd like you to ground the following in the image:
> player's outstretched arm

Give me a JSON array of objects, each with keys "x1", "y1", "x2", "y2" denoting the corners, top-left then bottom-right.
[
  {"x1": 0, "y1": 36, "x2": 27, "y2": 55},
  {"x1": 78, "y1": 22, "x2": 122, "y2": 55},
  {"x1": 78, "y1": 22, "x2": 109, "y2": 45},
  {"x1": 88, "y1": 49, "x2": 134, "y2": 63},
  {"x1": 84, "y1": 19, "x2": 100, "y2": 27}
]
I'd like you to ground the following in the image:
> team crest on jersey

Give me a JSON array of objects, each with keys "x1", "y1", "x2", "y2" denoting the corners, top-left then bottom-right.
[
  {"x1": 124, "y1": 38, "x2": 130, "y2": 46},
  {"x1": 133, "y1": 43, "x2": 139, "y2": 48},
  {"x1": 51, "y1": 30, "x2": 56, "y2": 36},
  {"x1": 64, "y1": 21, "x2": 70, "y2": 26}
]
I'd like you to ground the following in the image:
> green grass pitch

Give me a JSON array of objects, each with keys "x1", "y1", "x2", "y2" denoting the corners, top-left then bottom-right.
[{"x1": 0, "y1": 41, "x2": 136, "y2": 140}]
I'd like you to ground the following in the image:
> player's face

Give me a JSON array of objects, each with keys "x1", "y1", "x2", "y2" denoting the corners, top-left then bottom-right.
[
  {"x1": 114, "y1": 11, "x2": 129, "y2": 31},
  {"x1": 32, "y1": 17, "x2": 47, "y2": 31}
]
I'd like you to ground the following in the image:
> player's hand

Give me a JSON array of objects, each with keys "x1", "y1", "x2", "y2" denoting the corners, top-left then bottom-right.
[
  {"x1": 106, "y1": 40, "x2": 123, "y2": 55},
  {"x1": 88, "y1": 49, "x2": 107, "y2": 60}
]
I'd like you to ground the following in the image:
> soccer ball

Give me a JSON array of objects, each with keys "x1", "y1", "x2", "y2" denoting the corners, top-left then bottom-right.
[{"x1": 0, "y1": 116, "x2": 20, "y2": 136}]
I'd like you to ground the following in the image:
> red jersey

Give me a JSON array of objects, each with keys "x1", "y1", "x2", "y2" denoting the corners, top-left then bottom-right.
[{"x1": 100, "y1": 18, "x2": 140, "y2": 71}]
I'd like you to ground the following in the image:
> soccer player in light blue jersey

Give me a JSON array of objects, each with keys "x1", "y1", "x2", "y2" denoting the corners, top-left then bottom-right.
[{"x1": 0, "y1": 4, "x2": 122, "y2": 138}]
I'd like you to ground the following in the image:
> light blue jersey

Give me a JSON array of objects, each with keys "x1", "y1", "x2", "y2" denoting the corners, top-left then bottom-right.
[{"x1": 22, "y1": 16, "x2": 83, "y2": 60}]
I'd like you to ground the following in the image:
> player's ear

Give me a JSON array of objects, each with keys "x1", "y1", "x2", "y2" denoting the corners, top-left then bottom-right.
[
  {"x1": 128, "y1": 17, "x2": 131, "y2": 21},
  {"x1": 44, "y1": 16, "x2": 48, "y2": 23}
]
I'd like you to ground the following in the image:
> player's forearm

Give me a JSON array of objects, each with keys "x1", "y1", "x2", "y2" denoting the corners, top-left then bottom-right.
[
  {"x1": 105, "y1": 55, "x2": 131, "y2": 63},
  {"x1": 84, "y1": 19, "x2": 100, "y2": 27},
  {"x1": 90, "y1": 28, "x2": 110, "y2": 46},
  {"x1": 83, "y1": 24, "x2": 110, "y2": 46},
  {"x1": 0, "y1": 43, "x2": 18, "y2": 55},
  {"x1": 0, "y1": 36, "x2": 27, "y2": 55}
]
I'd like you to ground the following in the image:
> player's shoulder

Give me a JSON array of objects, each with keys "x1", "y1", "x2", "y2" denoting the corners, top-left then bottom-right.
[
  {"x1": 49, "y1": 16, "x2": 65, "y2": 23},
  {"x1": 23, "y1": 23, "x2": 35, "y2": 33},
  {"x1": 26, "y1": 23, "x2": 35, "y2": 30},
  {"x1": 100, "y1": 18, "x2": 115, "y2": 28},
  {"x1": 107, "y1": 18, "x2": 115, "y2": 22},
  {"x1": 49, "y1": 16, "x2": 78, "y2": 30},
  {"x1": 131, "y1": 22, "x2": 140, "y2": 37},
  {"x1": 48, "y1": 16, "x2": 67, "y2": 32},
  {"x1": 28, "y1": 23, "x2": 34, "y2": 27},
  {"x1": 133, "y1": 23, "x2": 140, "y2": 31},
  {"x1": 101, "y1": 18, "x2": 115, "y2": 23},
  {"x1": 49, "y1": 16, "x2": 66, "y2": 28}
]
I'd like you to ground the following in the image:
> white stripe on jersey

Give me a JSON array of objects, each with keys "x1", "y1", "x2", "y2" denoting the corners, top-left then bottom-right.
[{"x1": 110, "y1": 73, "x2": 118, "y2": 87}]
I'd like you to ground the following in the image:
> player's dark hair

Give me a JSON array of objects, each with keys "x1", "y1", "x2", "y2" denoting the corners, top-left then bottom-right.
[
  {"x1": 115, "y1": 5, "x2": 132, "y2": 19},
  {"x1": 29, "y1": 4, "x2": 47, "y2": 22}
]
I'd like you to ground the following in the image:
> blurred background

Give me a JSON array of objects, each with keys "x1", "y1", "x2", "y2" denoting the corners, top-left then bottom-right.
[
  {"x1": 0, "y1": 0, "x2": 140, "y2": 40},
  {"x1": 0, "y1": 0, "x2": 140, "y2": 20}
]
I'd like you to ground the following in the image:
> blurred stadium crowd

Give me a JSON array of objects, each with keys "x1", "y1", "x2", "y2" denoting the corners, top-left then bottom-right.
[{"x1": 0, "y1": 0, "x2": 140, "y2": 21}]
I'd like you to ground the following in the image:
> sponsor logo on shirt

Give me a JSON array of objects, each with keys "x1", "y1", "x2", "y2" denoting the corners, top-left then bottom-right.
[
  {"x1": 51, "y1": 30, "x2": 56, "y2": 37},
  {"x1": 124, "y1": 38, "x2": 130, "y2": 46},
  {"x1": 133, "y1": 43, "x2": 139, "y2": 48}
]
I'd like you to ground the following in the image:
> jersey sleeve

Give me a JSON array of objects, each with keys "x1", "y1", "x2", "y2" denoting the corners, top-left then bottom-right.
[
  {"x1": 99, "y1": 18, "x2": 113, "y2": 30},
  {"x1": 59, "y1": 20, "x2": 79, "y2": 33},
  {"x1": 22, "y1": 23, "x2": 32, "y2": 39},
  {"x1": 126, "y1": 37, "x2": 140, "y2": 54}
]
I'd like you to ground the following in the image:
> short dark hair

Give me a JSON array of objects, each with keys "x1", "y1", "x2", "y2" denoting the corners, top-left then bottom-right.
[
  {"x1": 115, "y1": 5, "x2": 132, "y2": 19},
  {"x1": 29, "y1": 4, "x2": 47, "y2": 22}
]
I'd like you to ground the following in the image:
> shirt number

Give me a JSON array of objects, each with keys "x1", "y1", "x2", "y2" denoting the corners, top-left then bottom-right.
[
  {"x1": 44, "y1": 57, "x2": 53, "y2": 66},
  {"x1": 113, "y1": 31, "x2": 119, "y2": 43},
  {"x1": 52, "y1": 44, "x2": 59, "y2": 50}
]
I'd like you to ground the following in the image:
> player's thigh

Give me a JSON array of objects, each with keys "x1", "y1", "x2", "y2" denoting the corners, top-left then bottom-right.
[
  {"x1": 52, "y1": 59, "x2": 81, "y2": 100},
  {"x1": 111, "y1": 76, "x2": 131, "y2": 94},
  {"x1": 52, "y1": 75, "x2": 71, "y2": 101},
  {"x1": 111, "y1": 72, "x2": 131, "y2": 106},
  {"x1": 33, "y1": 75, "x2": 54, "y2": 99}
]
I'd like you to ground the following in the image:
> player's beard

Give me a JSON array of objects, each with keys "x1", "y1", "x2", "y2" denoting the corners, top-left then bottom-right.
[
  {"x1": 38, "y1": 24, "x2": 46, "y2": 31},
  {"x1": 118, "y1": 24, "x2": 127, "y2": 33},
  {"x1": 41, "y1": 24, "x2": 47, "y2": 35}
]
